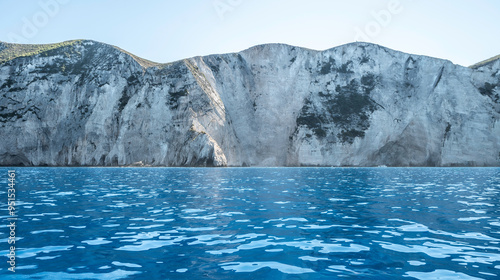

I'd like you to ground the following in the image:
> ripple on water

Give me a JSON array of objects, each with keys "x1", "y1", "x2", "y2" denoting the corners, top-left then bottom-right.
[
  {"x1": 207, "y1": 237, "x2": 369, "y2": 255},
  {"x1": 182, "y1": 209, "x2": 206, "y2": 213},
  {"x1": 15, "y1": 246, "x2": 73, "y2": 259},
  {"x1": 0, "y1": 270, "x2": 142, "y2": 280},
  {"x1": 112, "y1": 261, "x2": 142, "y2": 268},
  {"x1": 299, "y1": 256, "x2": 330, "y2": 262},
  {"x1": 408, "y1": 260, "x2": 426, "y2": 266},
  {"x1": 115, "y1": 240, "x2": 179, "y2": 252},
  {"x1": 326, "y1": 265, "x2": 358, "y2": 274},
  {"x1": 406, "y1": 269, "x2": 484, "y2": 280},
  {"x1": 127, "y1": 224, "x2": 164, "y2": 230},
  {"x1": 69, "y1": 226, "x2": 86, "y2": 229},
  {"x1": 36, "y1": 255, "x2": 60, "y2": 260},
  {"x1": 82, "y1": 238, "x2": 112, "y2": 245},
  {"x1": 220, "y1": 261, "x2": 315, "y2": 274},
  {"x1": 31, "y1": 229, "x2": 64, "y2": 234}
]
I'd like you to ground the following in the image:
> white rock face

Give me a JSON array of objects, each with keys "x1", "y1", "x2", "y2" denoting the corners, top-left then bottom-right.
[{"x1": 0, "y1": 40, "x2": 499, "y2": 166}]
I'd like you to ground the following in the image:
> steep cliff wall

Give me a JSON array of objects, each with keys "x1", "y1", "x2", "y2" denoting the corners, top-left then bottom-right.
[{"x1": 0, "y1": 40, "x2": 498, "y2": 166}]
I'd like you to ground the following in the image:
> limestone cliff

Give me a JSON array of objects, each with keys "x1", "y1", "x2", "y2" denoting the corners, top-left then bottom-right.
[{"x1": 0, "y1": 40, "x2": 499, "y2": 166}]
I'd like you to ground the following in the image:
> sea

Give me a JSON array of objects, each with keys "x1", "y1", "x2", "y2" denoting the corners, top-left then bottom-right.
[{"x1": 0, "y1": 167, "x2": 499, "y2": 279}]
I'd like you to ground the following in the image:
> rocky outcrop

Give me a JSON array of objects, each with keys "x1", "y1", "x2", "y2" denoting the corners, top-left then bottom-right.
[{"x1": 0, "y1": 40, "x2": 499, "y2": 166}]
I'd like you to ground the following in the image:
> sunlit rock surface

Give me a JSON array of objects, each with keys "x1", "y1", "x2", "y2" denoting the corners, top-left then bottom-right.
[{"x1": 0, "y1": 40, "x2": 499, "y2": 166}]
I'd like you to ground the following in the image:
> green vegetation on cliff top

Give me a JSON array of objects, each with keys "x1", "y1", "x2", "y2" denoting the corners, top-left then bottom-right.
[
  {"x1": 0, "y1": 40, "x2": 160, "y2": 68},
  {"x1": 0, "y1": 40, "x2": 83, "y2": 64},
  {"x1": 469, "y1": 54, "x2": 500, "y2": 69}
]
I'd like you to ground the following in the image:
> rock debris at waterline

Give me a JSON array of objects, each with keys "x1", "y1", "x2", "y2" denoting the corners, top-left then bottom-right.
[{"x1": 0, "y1": 40, "x2": 499, "y2": 167}]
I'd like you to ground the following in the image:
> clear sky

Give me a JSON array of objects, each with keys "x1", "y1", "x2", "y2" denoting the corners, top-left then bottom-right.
[{"x1": 0, "y1": 0, "x2": 498, "y2": 66}]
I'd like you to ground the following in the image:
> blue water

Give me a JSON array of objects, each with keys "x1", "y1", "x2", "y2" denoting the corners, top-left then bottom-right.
[{"x1": 1, "y1": 167, "x2": 500, "y2": 279}]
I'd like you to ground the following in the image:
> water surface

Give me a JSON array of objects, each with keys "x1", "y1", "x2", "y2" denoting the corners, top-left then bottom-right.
[{"x1": 1, "y1": 167, "x2": 499, "y2": 279}]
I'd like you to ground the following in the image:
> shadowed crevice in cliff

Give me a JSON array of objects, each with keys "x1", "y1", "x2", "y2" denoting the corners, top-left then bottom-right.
[
  {"x1": 479, "y1": 82, "x2": 500, "y2": 104},
  {"x1": 370, "y1": 120, "x2": 441, "y2": 167},
  {"x1": 0, "y1": 153, "x2": 31, "y2": 166},
  {"x1": 295, "y1": 75, "x2": 378, "y2": 144}
]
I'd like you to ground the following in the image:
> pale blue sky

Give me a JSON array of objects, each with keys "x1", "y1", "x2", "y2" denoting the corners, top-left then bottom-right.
[{"x1": 0, "y1": 0, "x2": 498, "y2": 66}]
